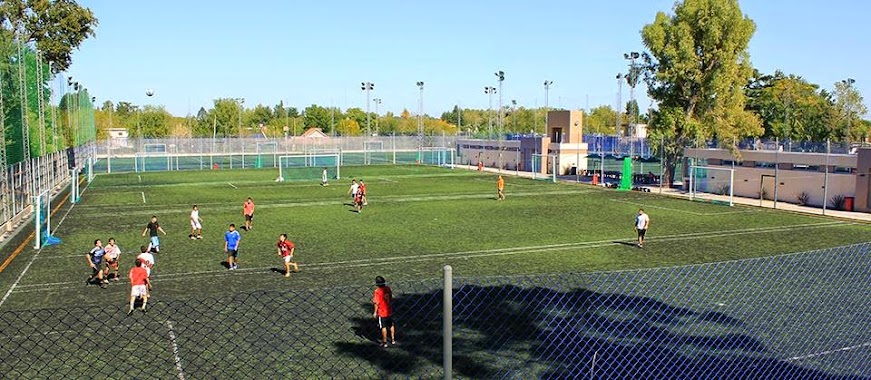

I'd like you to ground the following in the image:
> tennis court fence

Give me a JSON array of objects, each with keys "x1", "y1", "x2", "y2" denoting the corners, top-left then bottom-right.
[{"x1": 1, "y1": 244, "x2": 869, "y2": 378}]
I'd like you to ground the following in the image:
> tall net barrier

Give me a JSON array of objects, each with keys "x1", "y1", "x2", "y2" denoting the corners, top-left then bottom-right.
[{"x1": 1, "y1": 243, "x2": 868, "y2": 378}]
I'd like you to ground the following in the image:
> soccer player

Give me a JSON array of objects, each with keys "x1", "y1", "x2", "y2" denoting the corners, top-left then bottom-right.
[
  {"x1": 190, "y1": 205, "x2": 203, "y2": 240},
  {"x1": 355, "y1": 188, "x2": 365, "y2": 213},
  {"x1": 348, "y1": 179, "x2": 359, "y2": 204},
  {"x1": 128, "y1": 258, "x2": 150, "y2": 314},
  {"x1": 224, "y1": 223, "x2": 241, "y2": 270},
  {"x1": 635, "y1": 208, "x2": 650, "y2": 248},
  {"x1": 276, "y1": 233, "x2": 298, "y2": 277},
  {"x1": 359, "y1": 179, "x2": 368, "y2": 206},
  {"x1": 141, "y1": 215, "x2": 167, "y2": 253},
  {"x1": 86, "y1": 239, "x2": 108, "y2": 288},
  {"x1": 496, "y1": 175, "x2": 505, "y2": 201},
  {"x1": 321, "y1": 167, "x2": 329, "y2": 186},
  {"x1": 137, "y1": 245, "x2": 155, "y2": 278},
  {"x1": 372, "y1": 276, "x2": 396, "y2": 348},
  {"x1": 242, "y1": 198, "x2": 255, "y2": 231},
  {"x1": 103, "y1": 237, "x2": 121, "y2": 282}
]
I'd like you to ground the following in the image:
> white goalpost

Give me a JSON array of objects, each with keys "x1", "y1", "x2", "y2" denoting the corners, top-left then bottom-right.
[
  {"x1": 256, "y1": 141, "x2": 279, "y2": 168},
  {"x1": 363, "y1": 141, "x2": 385, "y2": 165},
  {"x1": 33, "y1": 189, "x2": 61, "y2": 249},
  {"x1": 137, "y1": 143, "x2": 170, "y2": 173},
  {"x1": 531, "y1": 154, "x2": 558, "y2": 183},
  {"x1": 689, "y1": 165, "x2": 734, "y2": 206},
  {"x1": 277, "y1": 153, "x2": 341, "y2": 182},
  {"x1": 418, "y1": 147, "x2": 455, "y2": 168}
]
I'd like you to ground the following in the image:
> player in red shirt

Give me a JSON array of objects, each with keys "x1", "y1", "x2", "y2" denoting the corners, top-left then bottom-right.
[
  {"x1": 359, "y1": 180, "x2": 368, "y2": 206},
  {"x1": 372, "y1": 276, "x2": 396, "y2": 347},
  {"x1": 276, "y1": 234, "x2": 299, "y2": 278},
  {"x1": 127, "y1": 258, "x2": 150, "y2": 314}
]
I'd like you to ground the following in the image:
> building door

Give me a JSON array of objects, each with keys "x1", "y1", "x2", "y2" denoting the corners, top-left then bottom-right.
[{"x1": 552, "y1": 128, "x2": 562, "y2": 143}]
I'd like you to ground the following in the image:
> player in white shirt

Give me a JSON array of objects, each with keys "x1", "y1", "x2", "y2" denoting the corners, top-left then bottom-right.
[
  {"x1": 190, "y1": 205, "x2": 203, "y2": 240},
  {"x1": 321, "y1": 168, "x2": 329, "y2": 186},
  {"x1": 348, "y1": 179, "x2": 359, "y2": 203},
  {"x1": 635, "y1": 208, "x2": 650, "y2": 248},
  {"x1": 137, "y1": 245, "x2": 156, "y2": 277}
]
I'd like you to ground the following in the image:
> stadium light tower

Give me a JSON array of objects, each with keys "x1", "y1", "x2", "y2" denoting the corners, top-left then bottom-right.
[
  {"x1": 495, "y1": 71, "x2": 505, "y2": 137},
  {"x1": 543, "y1": 80, "x2": 553, "y2": 135},
  {"x1": 361, "y1": 82, "x2": 375, "y2": 136},
  {"x1": 373, "y1": 98, "x2": 381, "y2": 135},
  {"x1": 615, "y1": 73, "x2": 623, "y2": 138},
  {"x1": 484, "y1": 86, "x2": 496, "y2": 139}
]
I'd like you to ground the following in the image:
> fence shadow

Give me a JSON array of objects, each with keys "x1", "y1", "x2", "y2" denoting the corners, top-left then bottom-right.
[{"x1": 337, "y1": 284, "x2": 863, "y2": 379}]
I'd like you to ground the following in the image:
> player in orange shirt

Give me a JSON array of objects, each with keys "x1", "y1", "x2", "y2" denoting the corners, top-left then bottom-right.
[
  {"x1": 372, "y1": 276, "x2": 396, "y2": 347},
  {"x1": 127, "y1": 258, "x2": 150, "y2": 314},
  {"x1": 496, "y1": 175, "x2": 505, "y2": 201},
  {"x1": 276, "y1": 234, "x2": 299, "y2": 277},
  {"x1": 242, "y1": 197, "x2": 255, "y2": 231}
]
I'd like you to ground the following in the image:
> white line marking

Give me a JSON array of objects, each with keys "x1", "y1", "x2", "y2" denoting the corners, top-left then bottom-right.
[
  {"x1": 379, "y1": 177, "x2": 397, "y2": 183},
  {"x1": 91, "y1": 172, "x2": 475, "y2": 190},
  {"x1": 609, "y1": 198, "x2": 755, "y2": 216},
  {"x1": 0, "y1": 180, "x2": 92, "y2": 310},
  {"x1": 227, "y1": 183, "x2": 237, "y2": 189},
  {"x1": 72, "y1": 190, "x2": 592, "y2": 217},
  {"x1": 141, "y1": 191, "x2": 147, "y2": 204},
  {"x1": 783, "y1": 342, "x2": 871, "y2": 362},
  {"x1": 165, "y1": 319, "x2": 186, "y2": 380},
  {"x1": 138, "y1": 175, "x2": 141, "y2": 183},
  {"x1": 11, "y1": 221, "x2": 848, "y2": 292}
]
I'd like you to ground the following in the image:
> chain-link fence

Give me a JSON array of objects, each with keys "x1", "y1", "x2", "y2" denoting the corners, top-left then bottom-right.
[{"x1": 1, "y1": 243, "x2": 869, "y2": 378}]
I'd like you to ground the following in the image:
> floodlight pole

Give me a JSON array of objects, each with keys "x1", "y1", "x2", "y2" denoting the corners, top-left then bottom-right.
[
  {"x1": 417, "y1": 81, "x2": 425, "y2": 160},
  {"x1": 823, "y1": 139, "x2": 830, "y2": 215},
  {"x1": 373, "y1": 98, "x2": 381, "y2": 135},
  {"x1": 484, "y1": 86, "x2": 496, "y2": 139},
  {"x1": 624, "y1": 52, "x2": 641, "y2": 175},
  {"x1": 842, "y1": 78, "x2": 856, "y2": 145},
  {"x1": 361, "y1": 82, "x2": 375, "y2": 137},
  {"x1": 544, "y1": 80, "x2": 552, "y2": 136}
]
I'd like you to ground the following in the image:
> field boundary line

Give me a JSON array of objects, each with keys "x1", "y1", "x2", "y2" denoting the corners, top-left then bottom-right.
[
  {"x1": 782, "y1": 341, "x2": 871, "y2": 362},
  {"x1": 0, "y1": 179, "x2": 91, "y2": 310},
  {"x1": 71, "y1": 189, "x2": 593, "y2": 217},
  {"x1": 228, "y1": 183, "x2": 237, "y2": 189},
  {"x1": 141, "y1": 191, "x2": 147, "y2": 204},
  {"x1": 609, "y1": 198, "x2": 756, "y2": 216},
  {"x1": 165, "y1": 319, "x2": 186, "y2": 380},
  {"x1": 11, "y1": 221, "x2": 847, "y2": 292}
]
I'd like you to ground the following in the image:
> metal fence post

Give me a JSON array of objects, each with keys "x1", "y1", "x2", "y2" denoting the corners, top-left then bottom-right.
[{"x1": 443, "y1": 265, "x2": 453, "y2": 380}]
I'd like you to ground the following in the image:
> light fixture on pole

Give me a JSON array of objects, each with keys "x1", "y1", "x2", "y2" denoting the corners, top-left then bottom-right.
[
  {"x1": 615, "y1": 73, "x2": 623, "y2": 139},
  {"x1": 484, "y1": 86, "x2": 496, "y2": 139},
  {"x1": 361, "y1": 82, "x2": 375, "y2": 136},
  {"x1": 373, "y1": 98, "x2": 381, "y2": 135}
]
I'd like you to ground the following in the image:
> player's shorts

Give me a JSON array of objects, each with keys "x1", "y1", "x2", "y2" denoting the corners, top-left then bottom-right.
[
  {"x1": 105, "y1": 259, "x2": 119, "y2": 270},
  {"x1": 377, "y1": 316, "x2": 394, "y2": 329},
  {"x1": 131, "y1": 285, "x2": 148, "y2": 297},
  {"x1": 245, "y1": 214, "x2": 254, "y2": 222},
  {"x1": 144, "y1": 267, "x2": 152, "y2": 277},
  {"x1": 637, "y1": 229, "x2": 647, "y2": 239},
  {"x1": 91, "y1": 264, "x2": 102, "y2": 276},
  {"x1": 191, "y1": 221, "x2": 202, "y2": 229},
  {"x1": 283, "y1": 255, "x2": 295, "y2": 263},
  {"x1": 150, "y1": 236, "x2": 160, "y2": 247},
  {"x1": 228, "y1": 249, "x2": 239, "y2": 258}
]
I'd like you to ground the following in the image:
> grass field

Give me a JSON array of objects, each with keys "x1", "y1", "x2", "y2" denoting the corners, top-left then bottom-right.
[
  {"x1": 1, "y1": 164, "x2": 869, "y2": 378},
  {"x1": 1, "y1": 164, "x2": 869, "y2": 311}
]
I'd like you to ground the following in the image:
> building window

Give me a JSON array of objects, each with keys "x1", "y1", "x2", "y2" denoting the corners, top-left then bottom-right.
[{"x1": 755, "y1": 162, "x2": 775, "y2": 168}]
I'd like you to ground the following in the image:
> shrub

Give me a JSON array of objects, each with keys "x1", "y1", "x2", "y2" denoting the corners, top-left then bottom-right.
[
  {"x1": 796, "y1": 191, "x2": 810, "y2": 206},
  {"x1": 830, "y1": 194, "x2": 846, "y2": 211}
]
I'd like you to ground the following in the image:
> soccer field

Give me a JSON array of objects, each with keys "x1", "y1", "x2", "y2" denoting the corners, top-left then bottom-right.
[
  {"x1": 1, "y1": 164, "x2": 869, "y2": 310},
  {"x1": 1, "y1": 164, "x2": 870, "y2": 378}
]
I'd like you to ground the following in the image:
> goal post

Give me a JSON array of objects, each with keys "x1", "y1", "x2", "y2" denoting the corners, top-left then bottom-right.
[
  {"x1": 255, "y1": 141, "x2": 278, "y2": 168},
  {"x1": 689, "y1": 165, "x2": 734, "y2": 206},
  {"x1": 277, "y1": 153, "x2": 341, "y2": 182},
  {"x1": 531, "y1": 154, "x2": 557, "y2": 183},
  {"x1": 137, "y1": 143, "x2": 171, "y2": 173},
  {"x1": 418, "y1": 147, "x2": 455, "y2": 168},
  {"x1": 33, "y1": 190, "x2": 62, "y2": 249},
  {"x1": 363, "y1": 141, "x2": 386, "y2": 165}
]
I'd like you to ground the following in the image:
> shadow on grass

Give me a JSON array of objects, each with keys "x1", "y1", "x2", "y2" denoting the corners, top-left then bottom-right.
[{"x1": 336, "y1": 284, "x2": 858, "y2": 379}]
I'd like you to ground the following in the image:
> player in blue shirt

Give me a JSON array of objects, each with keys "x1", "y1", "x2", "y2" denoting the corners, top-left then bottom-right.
[
  {"x1": 86, "y1": 239, "x2": 108, "y2": 288},
  {"x1": 224, "y1": 224, "x2": 242, "y2": 270}
]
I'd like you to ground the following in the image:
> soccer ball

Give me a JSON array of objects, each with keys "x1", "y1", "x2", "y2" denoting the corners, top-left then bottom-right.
[
  {"x1": 275, "y1": 176, "x2": 285, "y2": 182},
  {"x1": 145, "y1": 89, "x2": 155, "y2": 97}
]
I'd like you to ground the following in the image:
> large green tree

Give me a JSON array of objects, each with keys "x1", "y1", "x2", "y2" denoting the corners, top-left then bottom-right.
[
  {"x1": 642, "y1": 0, "x2": 762, "y2": 185},
  {"x1": 0, "y1": 0, "x2": 97, "y2": 73},
  {"x1": 832, "y1": 80, "x2": 868, "y2": 143},
  {"x1": 745, "y1": 70, "x2": 837, "y2": 141},
  {"x1": 585, "y1": 105, "x2": 619, "y2": 135}
]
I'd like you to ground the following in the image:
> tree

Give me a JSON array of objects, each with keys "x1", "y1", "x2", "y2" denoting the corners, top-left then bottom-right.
[
  {"x1": 302, "y1": 105, "x2": 332, "y2": 134},
  {"x1": 832, "y1": 80, "x2": 868, "y2": 142},
  {"x1": 745, "y1": 70, "x2": 837, "y2": 141},
  {"x1": 210, "y1": 98, "x2": 242, "y2": 137},
  {"x1": 336, "y1": 118, "x2": 361, "y2": 136},
  {"x1": 585, "y1": 105, "x2": 618, "y2": 135},
  {"x1": 0, "y1": 0, "x2": 98, "y2": 73},
  {"x1": 641, "y1": 0, "x2": 762, "y2": 185}
]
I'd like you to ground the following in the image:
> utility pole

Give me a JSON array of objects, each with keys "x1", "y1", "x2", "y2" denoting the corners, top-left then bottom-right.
[
  {"x1": 484, "y1": 86, "x2": 496, "y2": 139},
  {"x1": 417, "y1": 81, "x2": 425, "y2": 158},
  {"x1": 373, "y1": 98, "x2": 381, "y2": 135},
  {"x1": 544, "y1": 81, "x2": 553, "y2": 136}
]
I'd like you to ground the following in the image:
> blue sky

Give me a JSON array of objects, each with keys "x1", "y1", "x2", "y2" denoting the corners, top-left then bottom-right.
[{"x1": 69, "y1": 0, "x2": 870, "y2": 117}]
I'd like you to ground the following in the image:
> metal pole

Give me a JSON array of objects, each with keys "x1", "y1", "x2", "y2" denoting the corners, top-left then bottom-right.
[
  {"x1": 659, "y1": 136, "x2": 664, "y2": 193},
  {"x1": 774, "y1": 137, "x2": 779, "y2": 209},
  {"x1": 823, "y1": 139, "x2": 830, "y2": 215},
  {"x1": 443, "y1": 265, "x2": 453, "y2": 380}
]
